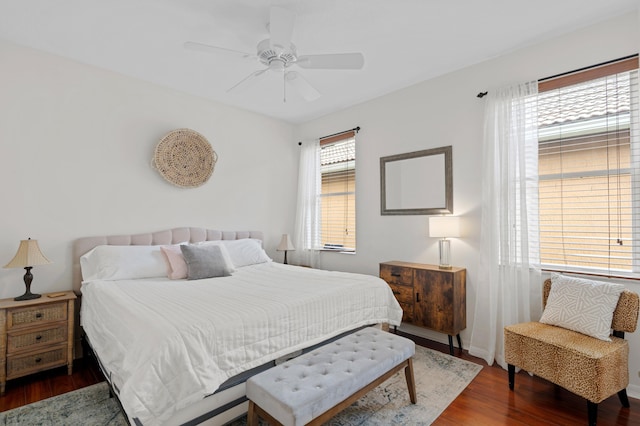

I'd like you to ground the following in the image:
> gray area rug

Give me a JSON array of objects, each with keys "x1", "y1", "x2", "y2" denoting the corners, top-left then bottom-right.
[{"x1": 0, "y1": 346, "x2": 481, "y2": 425}]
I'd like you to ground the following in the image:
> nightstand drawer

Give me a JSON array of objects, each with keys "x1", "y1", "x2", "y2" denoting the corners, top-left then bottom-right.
[
  {"x1": 7, "y1": 323, "x2": 68, "y2": 354},
  {"x1": 389, "y1": 283, "x2": 413, "y2": 304},
  {"x1": 6, "y1": 345, "x2": 68, "y2": 380},
  {"x1": 7, "y1": 302, "x2": 68, "y2": 330},
  {"x1": 380, "y1": 264, "x2": 413, "y2": 286}
]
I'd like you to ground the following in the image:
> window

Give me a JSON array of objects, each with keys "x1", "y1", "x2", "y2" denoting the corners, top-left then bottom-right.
[
  {"x1": 537, "y1": 56, "x2": 639, "y2": 274},
  {"x1": 318, "y1": 131, "x2": 356, "y2": 252}
]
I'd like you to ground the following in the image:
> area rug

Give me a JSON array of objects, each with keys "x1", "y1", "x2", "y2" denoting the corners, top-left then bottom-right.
[{"x1": 0, "y1": 346, "x2": 481, "y2": 425}]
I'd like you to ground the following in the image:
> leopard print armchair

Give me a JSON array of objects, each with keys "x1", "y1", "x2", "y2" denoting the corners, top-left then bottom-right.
[{"x1": 504, "y1": 278, "x2": 639, "y2": 426}]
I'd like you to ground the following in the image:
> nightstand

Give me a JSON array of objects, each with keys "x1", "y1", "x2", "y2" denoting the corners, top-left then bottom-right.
[
  {"x1": 0, "y1": 291, "x2": 76, "y2": 394},
  {"x1": 380, "y1": 261, "x2": 466, "y2": 355}
]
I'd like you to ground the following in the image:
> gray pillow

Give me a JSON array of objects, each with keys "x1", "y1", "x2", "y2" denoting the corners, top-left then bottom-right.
[{"x1": 180, "y1": 244, "x2": 232, "y2": 280}]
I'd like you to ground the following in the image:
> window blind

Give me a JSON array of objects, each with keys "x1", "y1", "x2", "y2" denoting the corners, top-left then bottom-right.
[
  {"x1": 538, "y1": 57, "x2": 639, "y2": 274},
  {"x1": 319, "y1": 132, "x2": 356, "y2": 251}
]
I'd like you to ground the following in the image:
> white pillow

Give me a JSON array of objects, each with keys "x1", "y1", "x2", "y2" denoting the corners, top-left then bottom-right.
[
  {"x1": 80, "y1": 245, "x2": 168, "y2": 281},
  {"x1": 221, "y1": 238, "x2": 271, "y2": 268},
  {"x1": 539, "y1": 273, "x2": 624, "y2": 341}
]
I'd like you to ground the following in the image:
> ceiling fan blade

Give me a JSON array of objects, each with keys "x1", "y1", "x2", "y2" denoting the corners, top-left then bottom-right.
[
  {"x1": 184, "y1": 41, "x2": 255, "y2": 60},
  {"x1": 297, "y1": 53, "x2": 364, "y2": 70},
  {"x1": 269, "y1": 7, "x2": 295, "y2": 51},
  {"x1": 227, "y1": 69, "x2": 269, "y2": 93},
  {"x1": 286, "y1": 71, "x2": 321, "y2": 101}
]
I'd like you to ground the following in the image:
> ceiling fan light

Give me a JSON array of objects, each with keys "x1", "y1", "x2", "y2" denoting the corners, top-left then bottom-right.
[{"x1": 269, "y1": 60, "x2": 286, "y2": 71}]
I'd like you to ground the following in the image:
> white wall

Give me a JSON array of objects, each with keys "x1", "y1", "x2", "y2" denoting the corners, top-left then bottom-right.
[
  {"x1": 0, "y1": 39, "x2": 297, "y2": 299},
  {"x1": 294, "y1": 11, "x2": 640, "y2": 394}
]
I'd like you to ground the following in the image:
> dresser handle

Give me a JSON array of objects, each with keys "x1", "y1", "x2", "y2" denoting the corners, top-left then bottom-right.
[
  {"x1": 391, "y1": 273, "x2": 401, "y2": 277},
  {"x1": 35, "y1": 357, "x2": 42, "y2": 363},
  {"x1": 35, "y1": 335, "x2": 42, "y2": 341},
  {"x1": 416, "y1": 293, "x2": 421, "y2": 303},
  {"x1": 392, "y1": 290, "x2": 401, "y2": 295},
  {"x1": 35, "y1": 313, "x2": 43, "y2": 319}
]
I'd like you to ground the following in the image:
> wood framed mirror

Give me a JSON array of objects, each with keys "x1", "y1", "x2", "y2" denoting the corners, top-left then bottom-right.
[{"x1": 380, "y1": 145, "x2": 453, "y2": 215}]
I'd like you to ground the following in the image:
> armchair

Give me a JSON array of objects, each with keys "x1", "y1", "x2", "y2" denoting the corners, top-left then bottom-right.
[{"x1": 504, "y1": 277, "x2": 639, "y2": 426}]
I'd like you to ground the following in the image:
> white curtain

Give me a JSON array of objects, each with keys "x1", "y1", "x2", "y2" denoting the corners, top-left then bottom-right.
[
  {"x1": 291, "y1": 139, "x2": 321, "y2": 268},
  {"x1": 468, "y1": 81, "x2": 542, "y2": 369}
]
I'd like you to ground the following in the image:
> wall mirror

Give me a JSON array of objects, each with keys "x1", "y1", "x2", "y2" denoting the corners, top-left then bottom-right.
[{"x1": 380, "y1": 145, "x2": 453, "y2": 215}]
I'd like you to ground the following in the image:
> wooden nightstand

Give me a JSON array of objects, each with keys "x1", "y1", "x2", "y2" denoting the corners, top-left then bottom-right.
[
  {"x1": 0, "y1": 291, "x2": 76, "y2": 394},
  {"x1": 380, "y1": 261, "x2": 466, "y2": 355}
]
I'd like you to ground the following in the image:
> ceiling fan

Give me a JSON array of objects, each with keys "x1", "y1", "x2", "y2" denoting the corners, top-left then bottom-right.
[{"x1": 184, "y1": 6, "x2": 364, "y2": 102}]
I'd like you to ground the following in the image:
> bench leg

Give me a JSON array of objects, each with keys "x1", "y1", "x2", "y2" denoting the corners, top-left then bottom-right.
[
  {"x1": 508, "y1": 364, "x2": 515, "y2": 390},
  {"x1": 247, "y1": 401, "x2": 259, "y2": 426},
  {"x1": 405, "y1": 358, "x2": 417, "y2": 404}
]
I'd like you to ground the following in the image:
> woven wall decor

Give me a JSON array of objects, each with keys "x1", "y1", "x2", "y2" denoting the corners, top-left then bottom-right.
[{"x1": 152, "y1": 128, "x2": 217, "y2": 188}]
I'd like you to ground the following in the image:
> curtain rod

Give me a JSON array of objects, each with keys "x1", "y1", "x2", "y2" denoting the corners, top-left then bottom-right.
[
  {"x1": 298, "y1": 126, "x2": 360, "y2": 145},
  {"x1": 476, "y1": 53, "x2": 639, "y2": 98}
]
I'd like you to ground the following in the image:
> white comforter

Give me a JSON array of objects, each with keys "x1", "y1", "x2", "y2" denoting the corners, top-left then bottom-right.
[{"x1": 80, "y1": 262, "x2": 402, "y2": 425}]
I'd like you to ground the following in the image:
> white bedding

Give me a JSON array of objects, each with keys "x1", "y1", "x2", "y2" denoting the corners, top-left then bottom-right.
[{"x1": 80, "y1": 262, "x2": 402, "y2": 425}]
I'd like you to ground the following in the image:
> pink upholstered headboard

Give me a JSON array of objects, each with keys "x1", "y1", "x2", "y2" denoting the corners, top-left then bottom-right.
[{"x1": 72, "y1": 227, "x2": 263, "y2": 294}]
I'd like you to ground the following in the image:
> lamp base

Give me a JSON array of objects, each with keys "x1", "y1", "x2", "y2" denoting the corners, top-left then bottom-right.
[
  {"x1": 14, "y1": 292, "x2": 41, "y2": 301},
  {"x1": 14, "y1": 266, "x2": 41, "y2": 301},
  {"x1": 438, "y1": 239, "x2": 452, "y2": 270}
]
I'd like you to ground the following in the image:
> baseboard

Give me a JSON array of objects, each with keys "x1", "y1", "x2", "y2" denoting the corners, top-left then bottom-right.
[
  {"x1": 628, "y1": 384, "x2": 640, "y2": 400},
  {"x1": 396, "y1": 323, "x2": 460, "y2": 348}
]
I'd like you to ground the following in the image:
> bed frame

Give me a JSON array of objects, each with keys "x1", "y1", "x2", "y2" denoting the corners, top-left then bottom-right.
[
  {"x1": 74, "y1": 227, "x2": 265, "y2": 425},
  {"x1": 73, "y1": 227, "x2": 369, "y2": 426}
]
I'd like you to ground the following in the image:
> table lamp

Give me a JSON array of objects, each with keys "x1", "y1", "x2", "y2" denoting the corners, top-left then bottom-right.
[
  {"x1": 429, "y1": 216, "x2": 461, "y2": 269},
  {"x1": 276, "y1": 234, "x2": 295, "y2": 265},
  {"x1": 4, "y1": 238, "x2": 52, "y2": 301}
]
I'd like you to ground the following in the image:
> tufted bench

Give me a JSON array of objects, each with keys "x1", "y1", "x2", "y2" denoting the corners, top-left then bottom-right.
[{"x1": 246, "y1": 327, "x2": 417, "y2": 426}]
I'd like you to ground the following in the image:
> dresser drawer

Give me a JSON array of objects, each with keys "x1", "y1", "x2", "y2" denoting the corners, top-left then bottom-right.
[
  {"x1": 388, "y1": 283, "x2": 413, "y2": 304},
  {"x1": 6, "y1": 345, "x2": 68, "y2": 380},
  {"x1": 7, "y1": 302, "x2": 68, "y2": 330},
  {"x1": 380, "y1": 264, "x2": 413, "y2": 286},
  {"x1": 7, "y1": 323, "x2": 68, "y2": 354}
]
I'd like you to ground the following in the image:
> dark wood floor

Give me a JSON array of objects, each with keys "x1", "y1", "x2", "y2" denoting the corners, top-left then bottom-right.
[{"x1": 1, "y1": 335, "x2": 639, "y2": 425}]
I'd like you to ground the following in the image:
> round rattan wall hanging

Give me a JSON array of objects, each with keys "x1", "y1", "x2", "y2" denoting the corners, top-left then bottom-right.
[{"x1": 152, "y1": 128, "x2": 217, "y2": 188}]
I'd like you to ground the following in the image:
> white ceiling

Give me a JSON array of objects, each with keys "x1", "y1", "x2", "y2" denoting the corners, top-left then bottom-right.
[{"x1": 0, "y1": 0, "x2": 638, "y2": 124}]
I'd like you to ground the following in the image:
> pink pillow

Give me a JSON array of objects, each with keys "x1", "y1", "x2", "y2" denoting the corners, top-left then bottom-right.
[{"x1": 160, "y1": 244, "x2": 188, "y2": 279}]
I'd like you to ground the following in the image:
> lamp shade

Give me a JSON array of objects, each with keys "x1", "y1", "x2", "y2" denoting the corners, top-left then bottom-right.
[
  {"x1": 429, "y1": 216, "x2": 461, "y2": 238},
  {"x1": 4, "y1": 239, "x2": 52, "y2": 268},
  {"x1": 276, "y1": 234, "x2": 295, "y2": 251}
]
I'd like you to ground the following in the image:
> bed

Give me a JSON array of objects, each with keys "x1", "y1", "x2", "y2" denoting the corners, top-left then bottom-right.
[{"x1": 73, "y1": 227, "x2": 403, "y2": 426}]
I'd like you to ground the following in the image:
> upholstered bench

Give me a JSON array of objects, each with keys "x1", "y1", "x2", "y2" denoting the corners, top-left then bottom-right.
[{"x1": 246, "y1": 327, "x2": 417, "y2": 426}]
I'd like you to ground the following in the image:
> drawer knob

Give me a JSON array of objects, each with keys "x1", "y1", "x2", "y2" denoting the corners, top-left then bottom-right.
[
  {"x1": 392, "y1": 290, "x2": 401, "y2": 295},
  {"x1": 416, "y1": 292, "x2": 421, "y2": 303},
  {"x1": 35, "y1": 313, "x2": 43, "y2": 319},
  {"x1": 35, "y1": 335, "x2": 42, "y2": 341},
  {"x1": 391, "y1": 272, "x2": 401, "y2": 277},
  {"x1": 35, "y1": 357, "x2": 42, "y2": 363}
]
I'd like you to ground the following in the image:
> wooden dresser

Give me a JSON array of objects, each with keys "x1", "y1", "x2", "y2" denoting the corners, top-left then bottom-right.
[
  {"x1": 380, "y1": 261, "x2": 466, "y2": 355},
  {"x1": 0, "y1": 291, "x2": 76, "y2": 394}
]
